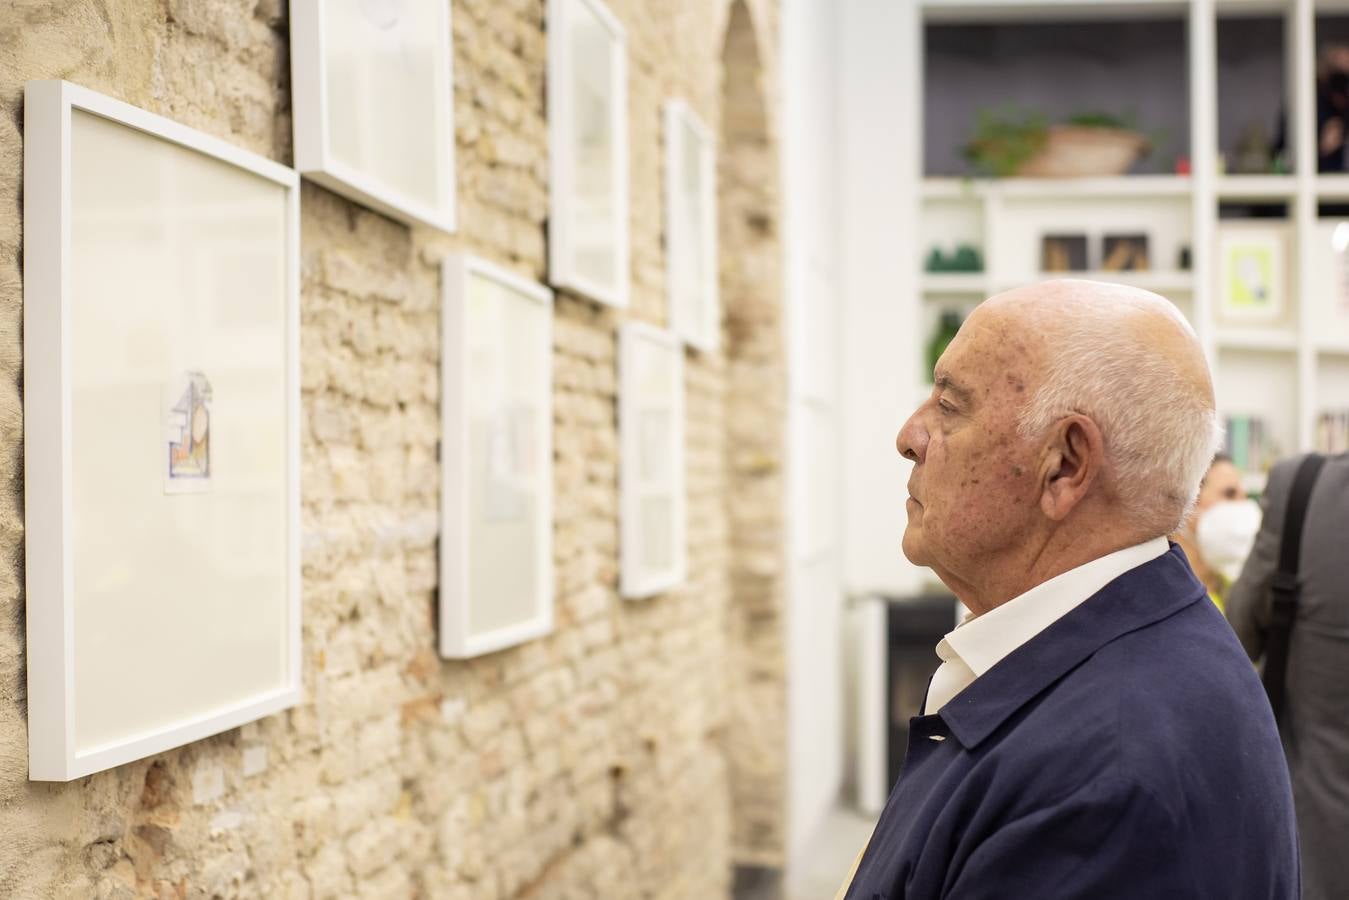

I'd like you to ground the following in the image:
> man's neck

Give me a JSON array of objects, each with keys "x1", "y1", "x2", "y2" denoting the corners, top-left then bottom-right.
[{"x1": 951, "y1": 526, "x2": 1154, "y2": 617}]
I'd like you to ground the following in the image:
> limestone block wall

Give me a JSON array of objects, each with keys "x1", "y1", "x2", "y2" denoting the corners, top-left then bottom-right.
[{"x1": 0, "y1": 0, "x2": 787, "y2": 897}]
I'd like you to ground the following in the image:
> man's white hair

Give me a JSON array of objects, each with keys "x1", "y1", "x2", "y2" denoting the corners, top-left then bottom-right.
[{"x1": 1014, "y1": 284, "x2": 1224, "y2": 536}]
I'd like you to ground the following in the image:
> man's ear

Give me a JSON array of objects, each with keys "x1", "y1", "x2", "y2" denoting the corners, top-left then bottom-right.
[{"x1": 1039, "y1": 415, "x2": 1105, "y2": 521}]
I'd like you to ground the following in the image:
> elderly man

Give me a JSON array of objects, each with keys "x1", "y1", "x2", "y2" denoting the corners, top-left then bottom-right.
[{"x1": 839, "y1": 281, "x2": 1298, "y2": 899}]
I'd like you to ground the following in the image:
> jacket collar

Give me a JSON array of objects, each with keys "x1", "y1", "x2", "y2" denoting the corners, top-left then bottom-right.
[{"x1": 938, "y1": 543, "x2": 1207, "y2": 750}]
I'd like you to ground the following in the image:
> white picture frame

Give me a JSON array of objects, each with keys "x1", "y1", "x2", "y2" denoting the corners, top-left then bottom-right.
[
  {"x1": 547, "y1": 0, "x2": 630, "y2": 308},
  {"x1": 440, "y1": 255, "x2": 554, "y2": 657},
  {"x1": 290, "y1": 0, "x2": 456, "y2": 232},
  {"x1": 1217, "y1": 223, "x2": 1286, "y2": 324},
  {"x1": 664, "y1": 100, "x2": 719, "y2": 351},
  {"x1": 23, "y1": 80, "x2": 302, "y2": 781},
  {"x1": 619, "y1": 323, "x2": 686, "y2": 598}
]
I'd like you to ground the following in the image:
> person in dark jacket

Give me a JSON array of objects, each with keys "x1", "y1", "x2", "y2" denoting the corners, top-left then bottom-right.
[
  {"x1": 838, "y1": 280, "x2": 1298, "y2": 899},
  {"x1": 1227, "y1": 451, "x2": 1349, "y2": 900}
]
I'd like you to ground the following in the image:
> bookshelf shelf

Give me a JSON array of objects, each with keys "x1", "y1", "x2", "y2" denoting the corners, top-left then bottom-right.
[
  {"x1": 1316, "y1": 339, "x2": 1349, "y2": 356},
  {"x1": 920, "y1": 274, "x2": 988, "y2": 294},
  {"x1": 1215, "y1": 175, "x2": 1297, "y2": 200},
  {"x1": 989, "y1": 270, "x2": 1194, "y2": 293},
  {"x1": 1315, "y1": 174, "x2": 1349, "y2": 200},
  {"x1": 1214, "y1": 328, "x2": 1300, "y2": 351},
  {"x1": 921, "y1": 175, "x2": 1191, "y2": 201}
]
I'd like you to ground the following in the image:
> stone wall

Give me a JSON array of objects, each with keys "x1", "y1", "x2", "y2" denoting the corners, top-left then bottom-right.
[
  {"x1": 0, "y1": 0, "x2": 786, "y2": 897},
  {"x1": 719, "y1": 0, "x2": 788, "y2": 871}
]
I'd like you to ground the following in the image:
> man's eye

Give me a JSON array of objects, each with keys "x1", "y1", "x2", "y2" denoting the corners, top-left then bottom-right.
[{"x1": 938, "y1": 399, "x2": 956, "y2": 414}]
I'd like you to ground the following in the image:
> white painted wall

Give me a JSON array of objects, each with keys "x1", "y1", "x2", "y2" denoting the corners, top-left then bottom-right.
[
  {"x1": 781, "y1": 0, "x2": 945, "y2": 854},
  {"x1": 839, "y1": 0, "x2": 924, "y2": 600},
  {"x1": 834, "y1": 0, "x2": 925, "y2": 816},
  {"x1": 781, "y1": 0, "x2": 846, "y2": 862}
]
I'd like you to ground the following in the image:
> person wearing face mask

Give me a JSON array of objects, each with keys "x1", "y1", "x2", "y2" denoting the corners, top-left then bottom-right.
[{"x1": 1172, "y1": 454, "x2": 1247, "y2": 611}]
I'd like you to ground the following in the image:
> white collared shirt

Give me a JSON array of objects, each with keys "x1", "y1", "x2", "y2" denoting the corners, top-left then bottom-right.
[{"x1": 923, "y1": 537, "x2": 1170, "y2": 716}]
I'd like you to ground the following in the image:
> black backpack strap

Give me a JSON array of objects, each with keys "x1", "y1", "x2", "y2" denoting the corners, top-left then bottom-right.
[{"x1": 1262, "y1": 453, "x2": 1327, "y2": 726}]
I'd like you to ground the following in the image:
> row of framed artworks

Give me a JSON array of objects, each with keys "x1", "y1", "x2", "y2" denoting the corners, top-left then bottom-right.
[
  {"x1": 23, "y1": 78, "x2": 690, "y2": 781},
  {"x1": 292, "y1": 0, "x2": 719, "y2": 351},
  {"x1": 440, "y1": 260, "x2": 688, "y2": 660}
]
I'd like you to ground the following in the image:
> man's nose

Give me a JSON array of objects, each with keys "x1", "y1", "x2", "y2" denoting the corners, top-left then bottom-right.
[{"x1": 896, "y1": 410, "x2": 927, "y2": 463}]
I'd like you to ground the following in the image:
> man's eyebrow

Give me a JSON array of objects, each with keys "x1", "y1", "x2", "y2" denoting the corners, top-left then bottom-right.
[{"x1": 934, "y1": 373, "x2": 974, "y2": 403}]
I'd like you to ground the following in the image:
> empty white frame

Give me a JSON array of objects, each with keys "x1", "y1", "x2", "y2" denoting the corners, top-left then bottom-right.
[
  {"x1": 619, "y1": 324, "x2": 686, "y2": 598},
  {"x1": 664, "y1": 100, "x2": 719, "y2": 351},
  {"x1": 23, "y1": 81, "x2": 302, "y2": 781},
  {"x1": 291, "y1": 0, "x2": 456, "y2": 231},
  {"x1": 547, "y1": 0, "x2": 630, "y2": 307},
  {"x1": 441, "y1": 256, "x2": 554, "y2": 657}
]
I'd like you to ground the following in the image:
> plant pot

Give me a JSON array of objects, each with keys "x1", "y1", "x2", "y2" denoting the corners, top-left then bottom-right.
[{"x1": 1016, "y1": 126, "x2": 1149, "y2": 178}]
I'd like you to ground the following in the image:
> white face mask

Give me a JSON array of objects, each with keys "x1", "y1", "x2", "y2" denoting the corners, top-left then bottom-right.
[{"x1": 1196, "y1": 498, "x2": 1262, "y2": 583}]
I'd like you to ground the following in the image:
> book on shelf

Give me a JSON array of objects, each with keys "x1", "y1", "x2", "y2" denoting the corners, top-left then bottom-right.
[
  {"x1": 1315, "y1": 410, "x2": 1349, "y2": 454},
  {"x1": 1223, "y1": 414, "x2": 1274, "y2": 476}
]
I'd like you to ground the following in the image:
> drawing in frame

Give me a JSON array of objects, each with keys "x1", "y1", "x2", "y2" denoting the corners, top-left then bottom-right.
[
  {"x1": 1217, "y1": 223, "x2": 1286, "y2": 324},
  {"x1": 290, "y1": 0, "x2": 456, "y2": 232},
  {"x1": 547, "y1": 0, "x2": 630, "y2": 308},
  {"x1": 23, "y1": 80, "x2": 302, "y2": 781},
  {"x1": 619, "y1": 323, "x2": 686, "y2": 598},
  {"x1": 1040, "y1": 233, "x2": 1088, "y2": 272},
  {"x1": 665, "y1": 100, "x2": 719, "y2": 352},
  {"x1": 440, "y1": 255, "x2": 555, "y2": 657}
]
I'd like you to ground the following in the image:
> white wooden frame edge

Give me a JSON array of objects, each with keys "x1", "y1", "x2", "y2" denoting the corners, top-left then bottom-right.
[
  {"x1": 547, "y1": 0, "x2": 631, "y2": 308},
  {"x1": 290, "y1": 0, "x2": 458, "y2": 233},
  {"x1": 23, "y1": 79, "x2": 303, "y2": 781},
  {"x1": 664, "y1": 99, "x2": 721, "y2": 353},
  {"x1": 439, "y1": 254, "x2": 556, "y2": 658},
  {"x1": 618, "y1": 322, "x2": 687, "y2": 599}
]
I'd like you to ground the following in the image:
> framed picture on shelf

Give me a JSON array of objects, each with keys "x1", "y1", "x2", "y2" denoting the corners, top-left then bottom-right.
[
  {"x1": 440, "y1": 255, "x2": 554, "y2": 658},
  {"x1": 23, "y1": 80, "x2": 302, "y2": 781},
  {"x1": 665, "y1": 99, "x2": 719, "y2": 352},
  {"x1": 1217, "y1": 224, "x2": 1286, "y2": 323},
  {"x1": 548, "y1": 0, "x2": 629, "y2": 308},
  {"x1": 290, "y1": 0, "x2": 456, "y2": 231},
  {"x1": 619, "y1": 324, "x2": 686, "y2": 599},
  {"x1": 1331, "y1": 222, "x2": 1349, "y2": 316},
  {"x1": 1040, "y1": 234, "x2": 1088, "y2": 272},
  {"x1": 1101, "y1": 233, "x2": 1150, "y2": 272}
]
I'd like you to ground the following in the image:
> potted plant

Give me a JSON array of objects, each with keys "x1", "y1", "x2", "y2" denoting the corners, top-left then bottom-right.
[{"x1": 965, "y1": 109, "x2": 1151, "y2": 178}]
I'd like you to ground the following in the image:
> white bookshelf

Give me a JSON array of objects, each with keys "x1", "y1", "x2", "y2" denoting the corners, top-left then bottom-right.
[{"x1": 912, "y1": 0, "x2": 1349, "y2": 491}]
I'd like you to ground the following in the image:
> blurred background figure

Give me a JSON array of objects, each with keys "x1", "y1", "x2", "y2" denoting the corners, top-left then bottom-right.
[
  {"x1": 1227, "y1": 452, "x2": 1349, "y2": 900},
  {"x1": 1316, "y1": 44, "x2": 1349, "y2": 170},
  {"x1": 1172, "y1": 454, "x2": 1258, "y2": 611}
]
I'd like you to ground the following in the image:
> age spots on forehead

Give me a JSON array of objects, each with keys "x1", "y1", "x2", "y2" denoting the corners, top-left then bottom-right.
[{"x1": 1005, "y1": 373, "x2": 1026, "y2": 393}]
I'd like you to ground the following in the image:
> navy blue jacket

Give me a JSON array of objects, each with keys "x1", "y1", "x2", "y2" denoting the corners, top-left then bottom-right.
[{"x1": 846, "y1": 545, "x2": 1299, "y2": 899}]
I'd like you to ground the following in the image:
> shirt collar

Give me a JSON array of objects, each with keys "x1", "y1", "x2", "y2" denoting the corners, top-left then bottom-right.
[
  {"x1": 938, "y1": 542, "x2": 1206, "y2": 749},
  {"x1": 945, "y1": 536, "x2": 1169, "y2": 678}
]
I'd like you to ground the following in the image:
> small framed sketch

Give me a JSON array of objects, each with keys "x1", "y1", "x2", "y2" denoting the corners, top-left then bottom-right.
[
  {"x1": 1040, "y1": 234, "x2": 1088, "y2": 272},
  {"x1": 619, "y1": 324, "x2": 686, "y2": 598},
  {"x1": 665, "y1": 100, "x2": 719, "y2": 351},
  {"x1": 547, "y1": 0, "x2": 630, "y2": 307},
  {"x1": 440, "y1": 255, "x2": 554, "y2": 657},
  {"x1": 290, "y1": 0, "x2": 456, "y2": 231},
  {"x1": 1218, "y1": 224, "x2": 1286, "y2": 323},
  {"x1": 23, "y1": 81, "x2": 301, "y2": 780}
]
